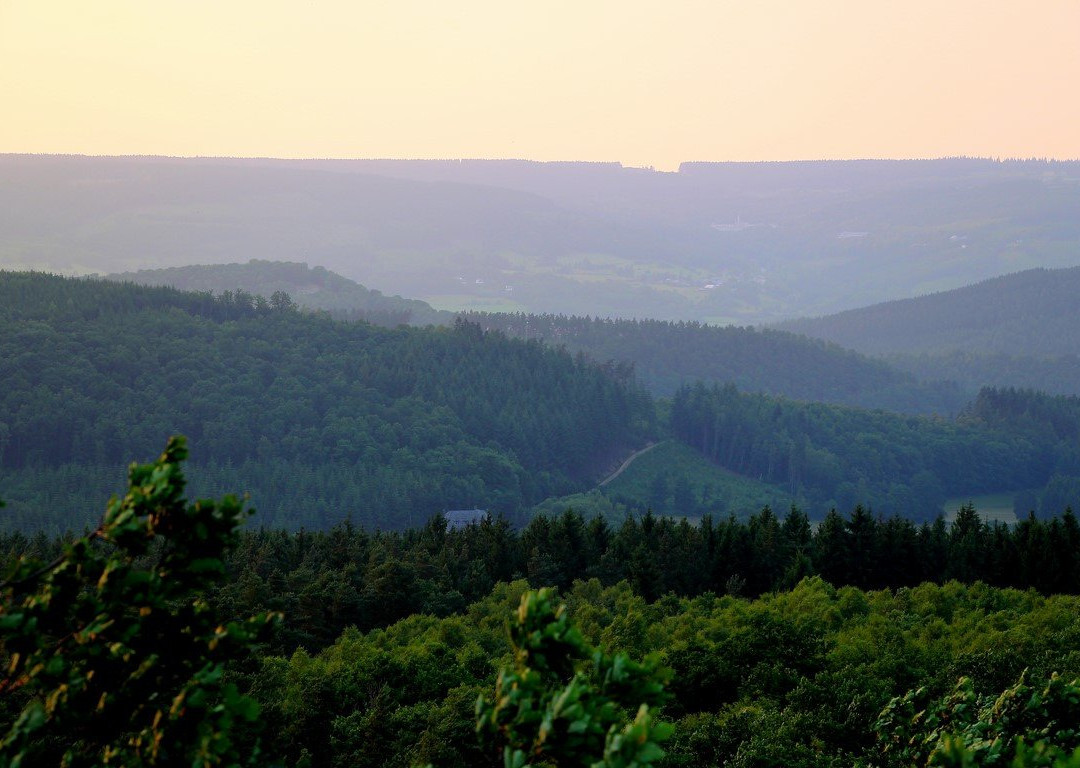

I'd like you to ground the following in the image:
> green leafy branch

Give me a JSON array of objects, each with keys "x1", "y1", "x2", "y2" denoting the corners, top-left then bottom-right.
[
  {"x1": 0, "y1": 436, "x2": 279, "y2": 768},
  {"x1": 876, "y1": 670, "x2": 1080, "y2": 767},
  {"x1": 476, "y1": 588, "x2": 671, "y2": 768}
]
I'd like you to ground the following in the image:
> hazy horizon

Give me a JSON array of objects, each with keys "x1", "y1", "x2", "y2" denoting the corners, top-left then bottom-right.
[{"x1": 5, "y1": 152, "x2": 1079, "y2": 169}]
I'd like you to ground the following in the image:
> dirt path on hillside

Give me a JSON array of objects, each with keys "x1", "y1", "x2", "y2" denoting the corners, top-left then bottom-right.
[{"x1": 597, "y1": 441, "x2": 659, "y2": 487}]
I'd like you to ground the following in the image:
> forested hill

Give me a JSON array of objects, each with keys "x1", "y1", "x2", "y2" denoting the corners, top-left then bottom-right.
[
  {"x1": 0, "y1": 272, "x2": 653, "y2": 533},
  {"x1": 668, "y1": 383, "x2": 1080, "y2": 521},
  {"x1": 965, "y1": 386, "x2": 1080, "y2": 442},
  {"x1": 111, "y1": 260, "x2": 965, "y2": 414},
  {"x1": 779, "y1": 267, "x2": 1080, "y2": 358},
  {"x1": 963, "y1": 389, "x2": 1080, "y2": 515},
  {"x1": 108, "y1": 260, "x2": 452, "y2": 327},
  {"x1": 466, "y1": 312, "x2": 965, "y2": 414}
]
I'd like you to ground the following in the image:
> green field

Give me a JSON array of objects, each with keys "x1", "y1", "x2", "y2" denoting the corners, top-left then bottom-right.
[
  {"x1": 422, "y1": 293, "x2": 527, "y2": 313},
  {"x1": 942, "y1": 492, "x2": 1018, "y2": 525},
  {"x1": 600, "y1": 439, "x2": 796, "y2": 520},
  {"x1": 538, "y1": 448, "x2": 1032, "y2": 527}
]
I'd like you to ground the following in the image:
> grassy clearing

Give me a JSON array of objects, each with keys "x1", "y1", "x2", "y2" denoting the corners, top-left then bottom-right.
[
  {"x1": 700, "y1": 315, "x2": 745, "y2": 326},
  {"x1": 942, "y1": 493, "x2": 1018, "y2": 525},
  {"x1": 422, "y1": 294, "x2": 527, "y2": 313},
  {"x1": 601, "y1": 439, "x2": 796, "y2": 520}
]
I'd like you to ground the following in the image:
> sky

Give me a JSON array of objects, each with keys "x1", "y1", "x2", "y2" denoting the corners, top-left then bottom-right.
[{"x1": 2, "y1": 1, "x2": 1078, "y2": 170}]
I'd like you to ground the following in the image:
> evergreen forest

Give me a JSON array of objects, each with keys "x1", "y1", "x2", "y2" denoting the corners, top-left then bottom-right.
[
  {"x1": 465, "y1": 312, "x2": 964, "y2": 414},
  {"x1": 110, "y1": 260, "x2": 969, "y2": 411},
  {"x1": 7, "y1": 270, "x2": 1080, "y2": 766},
  {"x1": 5, "y1": 452, "x2": 1080, "y2": 766},
  {"x1": 0, "y1": 273, "x2": 650, "y2": 532},
  {"x1": 11, "y1": 272, "x2": 1080, "y2": 533}
]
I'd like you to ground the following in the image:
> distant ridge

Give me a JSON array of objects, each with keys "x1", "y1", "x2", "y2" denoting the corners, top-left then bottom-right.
[
  {"x1": 778, "y1": 266, "x2": 1080, "y2": 358},
  {"x1": 4, "y1": 154, "x2": 1080, "y2": 324},
  {"x1": 107, "y1": 260, "x2": 451, "y2": 326}
]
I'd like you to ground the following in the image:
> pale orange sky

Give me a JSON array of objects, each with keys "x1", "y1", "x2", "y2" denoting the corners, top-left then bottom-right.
[{"x1": 1, "y1": 0, "x2": 1078, "y2": 170}]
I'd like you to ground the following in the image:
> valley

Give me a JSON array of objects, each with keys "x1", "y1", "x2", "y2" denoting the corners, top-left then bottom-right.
[
  {"x1": 5, "y1": 155, "x2": 1080, "y2": 324},
  {"x1": 6, "y1": 4, "x2": 1080, "y2": 764},
  {"x1": 5, "y1": 159, "x2": 1080, "y2": 768}
]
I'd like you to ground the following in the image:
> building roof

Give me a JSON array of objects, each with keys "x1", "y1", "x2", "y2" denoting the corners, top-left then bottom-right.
[{"x1": 445, "y1": 508, "x2": 488, "y2": 530}]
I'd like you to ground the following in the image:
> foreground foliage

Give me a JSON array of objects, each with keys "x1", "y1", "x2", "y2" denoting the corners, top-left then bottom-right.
[
  {"x1": 6, "y1": 444, "x2": 1080, "y2": 765},
  {"x1": 0, "y1": 437, "x2": 276, "y2": 767},
  {"x1": 476, "y1": 589, "x2": 671, "y2": 768},
  {"x1": 877, "y1": 672, "x2": 1080, "y2": 767},
  {"x1": 246, "y1": 576, "x2": 1080, "y2": 767}
]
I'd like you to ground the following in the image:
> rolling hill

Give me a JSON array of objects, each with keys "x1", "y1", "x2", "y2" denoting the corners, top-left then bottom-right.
[
  {"x1": 466, "y1": 312, "x2": 965, "y2": 414},
  {"x1": 779, "y1": 267, "x2": 1080, "y2": 396},
  {"x1": 0, "y1": 272, "x2": 652, "y2": 533},
  {"x1": 108, "y1": 261, "x2": 968, "y2": 414},
  {"x1": 779, "y1": 267, "x2": 1080, "y2": 357}
]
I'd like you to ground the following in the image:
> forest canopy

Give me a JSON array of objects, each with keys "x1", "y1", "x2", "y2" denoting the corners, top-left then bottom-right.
[{"x1": 0, "y1": 272, "x2": 651, "y2": 532}]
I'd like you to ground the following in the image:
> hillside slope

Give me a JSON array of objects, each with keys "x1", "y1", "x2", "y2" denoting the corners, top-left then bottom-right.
[
  {"x1": 0, "y1": 272, "x2": 652, "y2": 532},
  {"x1": 468, "y1": 312, "x2": 965, "y2": 414},
  {"x1": 111, "y1": 262, "x2": 967, "y2": 414},
  {"x1": 779, "y1": 267, "x2": 1080, "y2": 357},
  {"x1": 668, "y1": 382, "x2": 1080, "y2": 521},
  {"x1": 779, "y1": 267, "x2": 1080, "y2": 396}
]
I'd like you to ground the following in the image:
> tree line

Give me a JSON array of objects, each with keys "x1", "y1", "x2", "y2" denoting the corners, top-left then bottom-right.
[
  {"x1": 10, "y1": 501, "x2": 1077, "y2": 657},
  {"x1": 244, "y1": 575, "x2": 1080, "y2": 767},
  {"x1": 465, "y1": 311, "x2": 964, "y2": 414},
  {"x1": 669, "y1": 381, "x2": 1080, "y2": 519}
]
